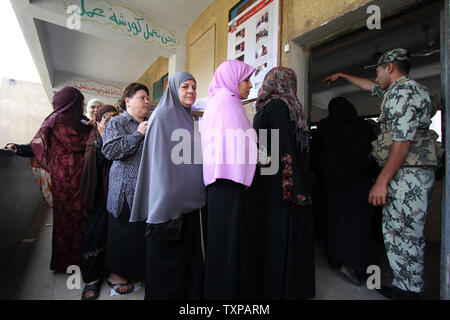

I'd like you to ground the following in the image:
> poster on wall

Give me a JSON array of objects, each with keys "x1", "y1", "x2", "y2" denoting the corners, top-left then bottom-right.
[{"x1": 228, "y1": 0, "x2": 280, "y2": 100}]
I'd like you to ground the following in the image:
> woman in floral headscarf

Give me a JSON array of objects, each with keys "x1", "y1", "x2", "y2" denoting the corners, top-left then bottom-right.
[{"x1": 252, "y1": 67, "x2": 315, "y2": 299}]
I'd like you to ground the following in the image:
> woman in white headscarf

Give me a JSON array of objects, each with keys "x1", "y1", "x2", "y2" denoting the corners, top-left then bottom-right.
[
  {"x1": 84, "y1": 98, "x2": 104, "y2": 124},
  {"x1": 131, "y1": 72, "x2": 206, "y2": 300}
]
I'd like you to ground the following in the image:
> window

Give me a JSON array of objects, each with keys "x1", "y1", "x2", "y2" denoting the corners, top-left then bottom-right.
[{"x1": 430, "y1": 110, "x2": 442, "y2": 142}]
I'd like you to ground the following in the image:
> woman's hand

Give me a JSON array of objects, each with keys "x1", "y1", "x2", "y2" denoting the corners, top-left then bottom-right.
[
  {"x1": 97, "y1": 117, "x2": 108, "y2": 138},
  {"x1": 137, "y1": 121, "x2": 148, "y2": 136},
  {"x1": 5, "y1": 143, "x2": 18, "y2": 153}
]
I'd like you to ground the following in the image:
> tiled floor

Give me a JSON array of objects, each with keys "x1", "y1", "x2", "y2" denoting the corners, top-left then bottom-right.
[{"x1": 0, "y1": 202, "x2": 441, "y2": 300}]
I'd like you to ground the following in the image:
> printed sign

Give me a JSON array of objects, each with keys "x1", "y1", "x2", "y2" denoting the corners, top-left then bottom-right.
[{"x1": 227, "y1": 0, "x2": 280, "y2": 99}]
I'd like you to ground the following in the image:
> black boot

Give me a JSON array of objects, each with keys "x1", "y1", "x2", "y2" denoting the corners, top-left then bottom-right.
[
  {"x1": 376, "y1": 285, "x2": 394, "y2": 299},
  {"x1": 391, "y1": 287, "x2": 422, "y2": 300}
]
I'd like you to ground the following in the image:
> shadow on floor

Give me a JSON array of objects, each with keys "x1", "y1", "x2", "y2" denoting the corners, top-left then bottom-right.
[{"x1": 0, "y1": 202, "x2": 442, "y2": 300}]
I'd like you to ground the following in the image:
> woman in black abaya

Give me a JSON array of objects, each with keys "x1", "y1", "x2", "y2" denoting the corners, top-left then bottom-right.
[
  {"x1": 252, "y1": 67, "x2": 315, "y2": 299},
  {"x1": 314, "y1": 96, "x2": 377, "y2": 284}
]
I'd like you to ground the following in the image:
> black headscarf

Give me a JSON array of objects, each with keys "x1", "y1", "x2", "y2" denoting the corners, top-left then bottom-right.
[{"x1": 316, "y1": 97, "x2": 376, "y2": 184}]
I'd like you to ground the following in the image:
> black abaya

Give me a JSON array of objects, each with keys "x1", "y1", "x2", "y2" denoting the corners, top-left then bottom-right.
[
  {"x1": 324, "y1": 174, "x2": 375, "y2": 277},
  {"x1": 81, "y1": 186, "x2": 108, "y2": 283},
  {"x1": 314, "y1": 97, "x2": 377, "y2": 278},
  {"x1": 145, "y1": 209, "x2": 205, "y2": 300},
  {"x1": 105, "y1": 200, "x2": 146, "y2": 279},
  {"x1": 252, "y1": 99, "x2": 315, "y2": 300},
  {"x1": 204, "y1": 179, "x2": 259, "y2": 300},
  {"x1": 81, "y1": 136, "x2": 109, "y2": 283}
]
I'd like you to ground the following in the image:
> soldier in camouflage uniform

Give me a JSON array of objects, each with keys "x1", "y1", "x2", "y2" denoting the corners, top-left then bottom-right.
[{"x1": 323, "y1": 49, "x2": 437, "y2": 300}]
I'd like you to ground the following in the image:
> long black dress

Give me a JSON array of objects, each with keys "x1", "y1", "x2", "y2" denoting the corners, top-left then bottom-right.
[
  {"x1": 80, "y1": 135, "x2": 109, "y2": 283},
  {"x1": 145, "y1": 209, "x2": 205, "y2": 300},
  {"x1": 105, "y1": 201, "x2": 146, "y2": 280},
  {"x1": 204, "y1": 179, "x2": 259, "y2": 299},
  {"x1": 314, "y1": 97, "x2": 377, "y2": 279},
  {"x1": 252, "y1": 99, "x2": 315, "y2": 300}
]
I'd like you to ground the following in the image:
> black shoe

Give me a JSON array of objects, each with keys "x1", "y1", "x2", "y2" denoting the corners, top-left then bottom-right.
[
  {"x1": 81, "y1": 280, "x2": 101, "y2": 300},
  {"x1": 376, "y1": 285, "x2": 393, "y2": 299},
  {"x1": 391, "y1": 287, "x2": 422, "y2": 300}
]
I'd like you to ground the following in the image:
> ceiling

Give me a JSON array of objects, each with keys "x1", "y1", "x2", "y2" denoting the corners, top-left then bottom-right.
[
  {"x1": 132, "y1": 0, "x2": 213, "y2": 28},
  {"x1": 40, "y1": 19, "x2": 161, "y2": 86},
  {"x1": 12, "y1": 0, "x2": 214, "y2": 103},
  {"x1": 310, "y1": 0, "x2": 441, "y2": 122},
  {"x1": 45, "y1": 0, "x2": 214, "y2": 85}
]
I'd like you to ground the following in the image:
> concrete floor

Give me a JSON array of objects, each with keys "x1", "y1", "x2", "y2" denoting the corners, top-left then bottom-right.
[{"x1": 0, "y1": 201, "x2": 441, "y2": 300}]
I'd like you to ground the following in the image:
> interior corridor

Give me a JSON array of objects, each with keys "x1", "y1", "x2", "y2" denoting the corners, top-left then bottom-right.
[{"x1": 0, "y1": 201, "x2": 441, "y2": 300}]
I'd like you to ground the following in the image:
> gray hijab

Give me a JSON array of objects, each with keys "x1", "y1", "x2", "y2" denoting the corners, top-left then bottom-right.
[{"x1": 130, "y1": 72, "x2": 205, "y2": 224}]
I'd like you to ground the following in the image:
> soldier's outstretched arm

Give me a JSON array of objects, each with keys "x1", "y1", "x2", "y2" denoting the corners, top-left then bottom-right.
[{"x1": 322, "y1": 72, "x2": 375, "y2": 92}]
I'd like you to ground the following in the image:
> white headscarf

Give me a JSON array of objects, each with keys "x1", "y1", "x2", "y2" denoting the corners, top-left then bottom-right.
[{"x1": 85, "y1": 98, "x2": 104, "y2": 120}]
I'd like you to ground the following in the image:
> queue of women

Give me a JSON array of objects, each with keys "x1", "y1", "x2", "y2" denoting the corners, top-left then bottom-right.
[{"x1": 21, "y1": 60, "x2": 315, "y2": 300}]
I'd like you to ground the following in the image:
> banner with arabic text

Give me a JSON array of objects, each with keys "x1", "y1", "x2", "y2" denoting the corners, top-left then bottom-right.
[
  {"x1": 62, "y1": 0, "x2": 178, "y2": 49},
  {"x1": 65, "y1": 79, "x2": 122, "y2": 98}
]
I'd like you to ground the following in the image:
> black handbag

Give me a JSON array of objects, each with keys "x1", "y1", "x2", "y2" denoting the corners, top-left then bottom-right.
[{"x1": 147, "y1": 216, "x2": 183, "y2": 241}]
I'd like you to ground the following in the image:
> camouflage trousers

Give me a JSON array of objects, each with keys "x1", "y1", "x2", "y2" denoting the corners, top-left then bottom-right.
[{"x1": 382, "y1": 167, "x2": 435, "y2": 293}]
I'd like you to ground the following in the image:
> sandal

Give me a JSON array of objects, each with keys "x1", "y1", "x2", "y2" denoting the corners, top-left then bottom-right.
[
  {"x1": 107, "y1": 279, "x2": 133, "y2": 295},
  {"x1": 81, "y1": 281, "x2": 101, "y2": 300}
]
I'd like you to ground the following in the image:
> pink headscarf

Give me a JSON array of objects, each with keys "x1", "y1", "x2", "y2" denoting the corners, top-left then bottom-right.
[{"x1": 201, "y1": 60, "x2": 257, "y2": 187}]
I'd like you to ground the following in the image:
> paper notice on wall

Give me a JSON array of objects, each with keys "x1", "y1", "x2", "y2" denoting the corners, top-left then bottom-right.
[{"x1": 227, "y1": 0, "x2": 280, "y2": 100}]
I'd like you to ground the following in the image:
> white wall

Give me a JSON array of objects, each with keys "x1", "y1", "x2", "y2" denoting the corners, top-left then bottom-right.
[{"x1": 0, "y1": 78, "x2": 52, "y2": 146}]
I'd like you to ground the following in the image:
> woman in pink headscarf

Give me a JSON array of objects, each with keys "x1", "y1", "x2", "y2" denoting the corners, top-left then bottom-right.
[
  {"x1": 201, "y1": 60, "x2": 258, "y2": 299},
  {"x1": 31, "y1": 86, "x2": 91, "y2": 271}
]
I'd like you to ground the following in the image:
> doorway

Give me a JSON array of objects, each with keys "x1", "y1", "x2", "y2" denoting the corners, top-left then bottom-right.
[{"x1": 290, "y1": 0, "x2": 443, "y2": 299}]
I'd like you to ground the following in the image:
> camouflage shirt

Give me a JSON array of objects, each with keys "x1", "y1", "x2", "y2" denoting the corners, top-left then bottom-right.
[
  {"x1": 371, "y1": 75, "x2": 432, "y2": 141},
  {"x1": 371, "y1": 76, "x2": 438, "y2": 167}
]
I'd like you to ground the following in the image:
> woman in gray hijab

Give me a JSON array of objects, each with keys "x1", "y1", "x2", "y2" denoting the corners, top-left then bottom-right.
[{"x1": 130, "y1": 72, "x2": 206, "y2": 300}]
